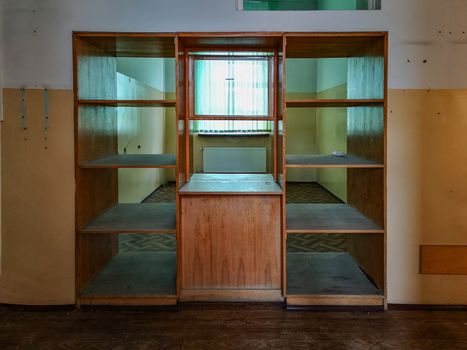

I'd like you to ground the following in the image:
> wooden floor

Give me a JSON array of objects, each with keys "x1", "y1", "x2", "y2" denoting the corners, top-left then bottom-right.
[{"x1": 1, "y1": 305, "x2": 466, "y2": 349}]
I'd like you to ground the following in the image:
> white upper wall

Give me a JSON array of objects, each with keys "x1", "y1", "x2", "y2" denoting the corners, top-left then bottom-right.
[{"x1": 2, "y1": 0, "x2": 467, "y2": 89}]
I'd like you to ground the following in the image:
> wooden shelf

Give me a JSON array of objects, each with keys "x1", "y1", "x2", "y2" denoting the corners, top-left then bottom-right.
[
  {"x1": 80, "y1": 154, "x2": 176, "y2": 168},
  {"x1": 80, "y1": 252, "x2": 176, "y2": 299},
  {"x1": 286, "y1": 204, "x2": 383, "y2": 233},
  {"x1": 81, "y1": 203, "x2": 176, "y2": 234},
  {"x1": 189, "y1": 116, "x2": 274, "y2": 121},
  {"x1": 78, "y1": 100, "x2": 176, "y2": 107},
  {"x1": 285, "y1": 33, "x2": 385, "y2": 58},
  {"x1": 286, "y1": 252, "x2": 383, "y2": 304},
  {"x1": 285, "y1": 99, "x2": 384, "y2": 108},
  {"x1": 179, "y1": 174, "x2": 283, "y2": 194},
  {"x1": 75, "y1": 34, "x2": 176, "y2": 58},
  {"x1": 286, "y1": 154, "x2": 383, "y2": 168}
]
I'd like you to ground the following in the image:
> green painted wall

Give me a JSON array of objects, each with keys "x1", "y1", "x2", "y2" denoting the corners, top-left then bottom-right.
[{"x1": 315, "y1": 59, "x2": 348, "y2": 201}]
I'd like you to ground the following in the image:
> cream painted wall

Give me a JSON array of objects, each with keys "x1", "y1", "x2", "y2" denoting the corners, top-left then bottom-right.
[
  {"x1": 0, "y1": 121, "x2": 2, "y2": 274},
  {"x1": 285, "y1": 107, "x2": 318, "y2": 182},
  {"x1": 387, "y1": 89, "x2": 467, "y2": 304},
  {"x1": 316, "y1": 59, "x2": 348, "y2": 201},
  {"x1": 116, "y1": 72, "x2": 165, "y2": 202},
  {"x1": 117, "y1": 58, "x2": 177, "y2": 185},
  {"x1": 285, "y1": 59, "x2": 318, "y2": 182},
  {"x1": 0, "y1": 89, "x2": 75, "y2": 304}
]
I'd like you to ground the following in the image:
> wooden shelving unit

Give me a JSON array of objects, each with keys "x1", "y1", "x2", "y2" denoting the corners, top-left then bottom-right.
[
  {"x1": 80, "y1": 203, "x2": 176, "y2": 234},
  {"x1": 283, "y1": 33, "x2": 387, "y2": 307},
  {"x1": 80, "y1": 154, "x2": 176, "y2": 168},
  {"x1": 179, "y1": 174, "x2": 282, "y2": 194},
  {"x1": 285, "y1": 99, "x2": 383, "y2": 108},
  {"x1": 78, "y1": 100, "x2": 176, "y2": 107},
  {"x1": 176, "y1": 35, "x2": 284, "y2": 302},
  {"x1": 74, "y1": 32, "x2": 387, "y2": 308},
  {"x1": 74, "y1": 33, "x2": 178, "y2": 306},
  {"x1": 286, "y1": 204, "x2": 383, "y2": 234},
  {"x1": 285, "y1": 154, "x2": 383, "y2": 168}
]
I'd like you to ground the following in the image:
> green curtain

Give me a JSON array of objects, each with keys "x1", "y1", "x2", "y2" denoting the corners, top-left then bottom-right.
[{"x1": 194, "y1": 59, "x2": 271, "y2": 133}]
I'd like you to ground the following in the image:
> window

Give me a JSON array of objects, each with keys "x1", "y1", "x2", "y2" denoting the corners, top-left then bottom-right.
[
  {"x1": 191, "y1": 52, "x2": 273, "y2": 134},
  {"x1": 239, "y1": 0, "x2": 381, "y2": 11},
  {"x1": 193, "y1": 120, "x2": 272, "y2": 135}
]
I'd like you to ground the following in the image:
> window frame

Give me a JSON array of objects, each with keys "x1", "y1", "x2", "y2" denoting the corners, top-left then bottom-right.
[
  {"x1": 236, "y1": 0, "x2": 382, "y2": 11},
  {"x1": 188, "y1": 53, "x2": 276, "y2": 120}
]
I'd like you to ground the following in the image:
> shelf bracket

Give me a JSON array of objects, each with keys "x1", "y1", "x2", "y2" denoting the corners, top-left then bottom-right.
[
  {"x1": 21, "y1": 88, "x2": 27, "y2": 130},
  {"x1": 44, "y1": 89, "x2": 49, "y2": 130}
]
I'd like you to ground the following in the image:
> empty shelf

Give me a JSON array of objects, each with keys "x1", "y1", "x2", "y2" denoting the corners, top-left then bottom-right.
[
  {"x1": 180, "y1": 173, "x2": 283, "y2": 194},
  {"x1": 78, "y1": 99, "x2": 176, "y2": 107},
  {"x1": 287, "y1": 252, "x2": 382, "y2": 296},
  {"x1": 285, "y1": 99, "x2": 384, "y2": 108},
  {"x1": 286, "y1": 154, "x2": 383, "y2": 168},
  {"x1": 81, "y1": 203, "x2": 176, "y2": 234},
  {"x1": 286, "y1": 204, "x2": 383, "y2": 233},
  {"x1": 80, "y1": 154, "x2": 176, "y2": 168},
  {"x1": 81, "y1": 251, "x2": 176, "y2": 297}
]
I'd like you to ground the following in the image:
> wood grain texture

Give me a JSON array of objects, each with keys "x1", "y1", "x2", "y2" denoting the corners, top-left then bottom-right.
[
  {"x1": 76, "y1": 169, "x2": 118, "y2": 229},
  {"x1": 286, "y1": 204, "x2": 383, "y2": 233},
  {"x1": 74, "y1": 36, "x2": 119, "y2": 302},
  {"x1": 80, "y1": 252, "x2": 176, "y2": 298},
  {"x1": 78, "y1": 100, "x2": 176, "y2": 107},
  {"x1": 80, "y1": 203, "x2": 176, "y2": 234},
  {"x1": 77, "y1": 106, "x2": 118, "y2": 164},
  {"x1": 180, "y1": 195, "x2": 281, "y2": 294},
  {"x1": 79, "y1": 296, "x2": 177, "y2": 306},
  {"x1": 178, "y1": 33, "x2": 283, "y2": 50},
  {"x1": 285, "y1": 33, "x2": 385, "y2": 58},
  {"x1": 180, "y1": 290, "x2": 283, "y2": 302},
  {"x1": 347, "y1": 106, "x2": 384, "y2": 163},
  {"x1": 179, "y1": 174, "x2": 282, "y2": 194},
  {"x1": 286, "y1": 154, "x2": 383, "y2": 168},
  {"x1": 3, "y1": 307, "x2": 467, "y2": 349},
  {"x1": 80, "y1": 154, "x2": 176, "y2": 168},
  {"x1": 287, "y1": 252, "x2": 382, "y2": 297},
  {"x1": 287, "y1": 295, "x2": 384, "y2": 306},
  {"x1": 76, "y1": 105, "x2": 117, "y2": 230},
  {"x1": 78, "y1": 234, "x2": 118, "y2": 293},
  {"x1": 345, "y1": 35, "x2": 386, "y2": 295},
  {"x1": 348, "y1": 234, "x2": 385, "y2": 289},
  {"x1": 75, "y1": 34, "x2": 176, "y2": 58},
  {"x1": 347, "y1": 45, "x2": 385, "y2": 163},
  {"x1": 420, "y1": 246, "x2": 467, "y2": 275},
  {"x1": 347, "y1": 168, "x2": 384, "y2": 229},
  {"x1": 286, "y1": 99, "x2": 383, "y2": 108},
  {"x1": 75, "y1": 37, "x2": 117, "y2": 100}
]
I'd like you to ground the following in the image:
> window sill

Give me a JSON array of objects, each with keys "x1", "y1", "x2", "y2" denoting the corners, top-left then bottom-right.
[{"x1": 196, "y1": 132, "x2": 271, "y2": 137}]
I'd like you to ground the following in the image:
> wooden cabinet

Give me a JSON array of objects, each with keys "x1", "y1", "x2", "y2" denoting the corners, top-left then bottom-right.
[
  {"x1": 180, "y1": 191, "x2": 282, "y2": 301},
  {"x1": 74, "y1": 32, "x2": 387, "y2": 308},
  {"x1": 283, "y1": 33, "x2": 387, "y2": 307},
  {"x1": 74, "y1": 34, "x2": 179, "y2": 306}
]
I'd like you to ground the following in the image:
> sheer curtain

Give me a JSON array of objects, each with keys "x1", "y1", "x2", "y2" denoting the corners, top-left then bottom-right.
[{"x1": 194, "y1": 58, "x2": 271, "y2": 133}]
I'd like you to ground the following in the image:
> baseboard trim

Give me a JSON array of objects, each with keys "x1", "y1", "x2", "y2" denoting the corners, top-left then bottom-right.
[
  {"x1": 388, "y1": 304, "x2": 467, "y2": 311},
  {"x1": 0, "y1": 304, "x2": 75, "y2": 312}
]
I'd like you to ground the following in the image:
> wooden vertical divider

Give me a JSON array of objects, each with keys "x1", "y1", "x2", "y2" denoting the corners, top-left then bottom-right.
[
  {"x1": 346, "y1": 34, "x2": 387, "y2": 291},
  {"x1": 175, "y1": 36, "x2": 186, "y2": 297},
  {"x1": 176, "y1": 37, "x2": 187, "y2": 188},
  {"x1": 74, "y1": 35, "x2": 119, "y2": 294},
  {"x1": 280, "y1": 35, "x2": 287, "y2": 298}
]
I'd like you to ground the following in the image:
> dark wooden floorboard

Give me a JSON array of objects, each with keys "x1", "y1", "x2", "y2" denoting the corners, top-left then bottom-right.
[{"x1": 0, "y1": 307, "x2": 466, "y2": 349}]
